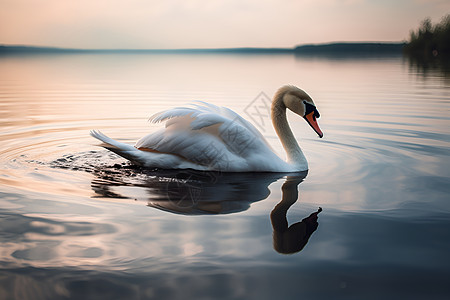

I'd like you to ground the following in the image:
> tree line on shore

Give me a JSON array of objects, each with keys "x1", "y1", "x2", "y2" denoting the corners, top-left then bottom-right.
[{"x1": 404, "y1": 14, "x2": 450, "y2": 57}]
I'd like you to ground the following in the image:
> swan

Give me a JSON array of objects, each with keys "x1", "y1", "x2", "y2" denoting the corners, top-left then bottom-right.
[{"x1": 90, "y1": 85, "x2": 323, "y2": 172}]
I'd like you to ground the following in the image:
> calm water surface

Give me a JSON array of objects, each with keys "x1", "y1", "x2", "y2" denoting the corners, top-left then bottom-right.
[{"x1": 0, "y1": 53, "x2": 449, "y2": 299}]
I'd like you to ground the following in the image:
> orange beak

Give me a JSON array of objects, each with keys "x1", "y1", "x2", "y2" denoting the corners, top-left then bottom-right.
[{"x1": 304, "y1": 111, "x2": 323, "y2": 138}]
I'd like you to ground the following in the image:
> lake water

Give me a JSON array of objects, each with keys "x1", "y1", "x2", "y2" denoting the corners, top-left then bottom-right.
[{"x1": 0, "y1": 52, "x2": 449, "y2": 299}]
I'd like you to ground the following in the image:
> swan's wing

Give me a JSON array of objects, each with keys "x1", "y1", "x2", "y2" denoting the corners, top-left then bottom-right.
[
  {"x1": 135, "y1": 103, "x2": 274, "y2": 169},
  {"x1": 192, "y1": 102, "x2": 272, "y2": 149},
  {"x1": 147, "y1": 102, "x2": 270, "y2": 149},
  {"x1": 147, "y1": 102, "x2": 272, "y2": 147}
]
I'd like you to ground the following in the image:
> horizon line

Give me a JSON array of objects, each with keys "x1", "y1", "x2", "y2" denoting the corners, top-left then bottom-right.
[{"x1": 0, "y1": 41, "x2": 405, "y2": 53}]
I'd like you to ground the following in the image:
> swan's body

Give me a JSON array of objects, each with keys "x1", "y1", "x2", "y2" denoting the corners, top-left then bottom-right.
[{"x1": 91, "y1": 85, "x2": 322, "y2": 172}]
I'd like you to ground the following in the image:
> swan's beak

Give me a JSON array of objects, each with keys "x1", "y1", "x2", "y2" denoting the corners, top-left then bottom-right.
[{"x1": 304, "y1": 112, "x2": 323, "y2": 138}]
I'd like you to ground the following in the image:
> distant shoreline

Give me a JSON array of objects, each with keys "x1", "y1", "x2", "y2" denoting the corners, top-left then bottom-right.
[{"x1": 0, "y1": 42, "x2": 405, "y2": 56}]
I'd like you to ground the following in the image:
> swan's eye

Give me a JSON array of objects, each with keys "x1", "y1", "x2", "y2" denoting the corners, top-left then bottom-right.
[{"x1": 314, "y1": 108, "x2": 320, "y2": 119}]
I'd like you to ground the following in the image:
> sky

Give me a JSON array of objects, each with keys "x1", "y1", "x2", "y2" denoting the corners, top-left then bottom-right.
[{"x1": 0, "y1": 0, "x2": 449, "y2": 49}]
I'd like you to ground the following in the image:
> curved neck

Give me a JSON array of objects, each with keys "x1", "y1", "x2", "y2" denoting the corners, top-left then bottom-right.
[{"x1": 271, "y1": 92, "x2": 307, "y2": 168}]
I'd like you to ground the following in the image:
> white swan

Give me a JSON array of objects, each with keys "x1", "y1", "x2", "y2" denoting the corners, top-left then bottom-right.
[{"x1": 90, "y1": 85, "x2": 323, "y2": 172}]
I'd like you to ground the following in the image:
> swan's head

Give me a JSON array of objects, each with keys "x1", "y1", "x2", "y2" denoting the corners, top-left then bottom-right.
[{"x1": 277, "y1": 85, "x2": 323, "y2": 138}]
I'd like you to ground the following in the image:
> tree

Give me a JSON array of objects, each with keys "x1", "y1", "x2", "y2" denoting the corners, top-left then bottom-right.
[{"x1": 404, "y1": 15, "x2": 450, "y2": 57}]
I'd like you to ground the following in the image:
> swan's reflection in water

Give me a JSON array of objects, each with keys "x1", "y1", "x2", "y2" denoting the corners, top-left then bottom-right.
[
  {"x1": 91, "y1": 167, "x2": 321, "y2": 254},
  {"x1": 271, "y1": 175, "x2": 322, "y2": 254}
]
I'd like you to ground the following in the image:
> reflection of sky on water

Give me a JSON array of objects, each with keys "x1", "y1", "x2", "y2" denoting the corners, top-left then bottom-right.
[
  {"x1": 2, "y1": 205, "x2": 450, "y2": 299},
  {"x1": 1, "y1": 170, "x2": 322, "y2": 270}
]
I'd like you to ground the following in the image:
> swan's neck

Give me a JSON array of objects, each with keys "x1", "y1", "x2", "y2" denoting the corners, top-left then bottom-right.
[{"x1": 271, "y1": 93, "x2": 307, "y2": 169}]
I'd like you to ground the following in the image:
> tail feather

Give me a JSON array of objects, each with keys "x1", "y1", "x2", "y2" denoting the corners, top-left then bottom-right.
[{"x1": 90, "y1": 130, "x2": 141, "y2": 163}]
